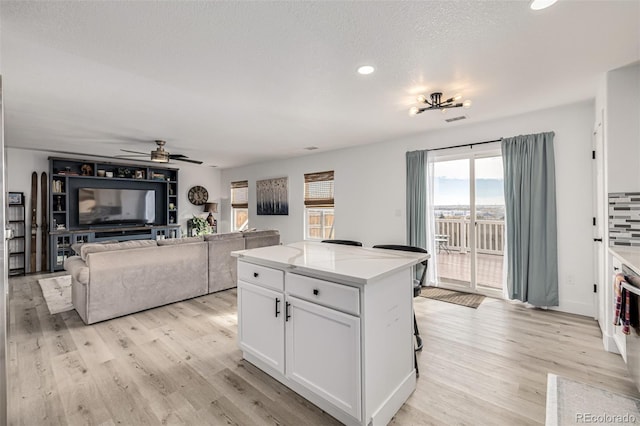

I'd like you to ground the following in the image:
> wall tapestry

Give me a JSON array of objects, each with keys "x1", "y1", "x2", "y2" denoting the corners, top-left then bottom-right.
[{"x1": 257, "y1": 177, "x2": 289, "y2": 215}]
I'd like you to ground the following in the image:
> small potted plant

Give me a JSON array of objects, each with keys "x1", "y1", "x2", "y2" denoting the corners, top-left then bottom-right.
[{"x1": 190, "y1": 215, "x2": 209, "y2": 236}]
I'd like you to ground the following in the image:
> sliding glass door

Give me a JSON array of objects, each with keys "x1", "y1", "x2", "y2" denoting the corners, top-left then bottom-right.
[{"x1": 432, "y1": 151, "x2": 505, "y2": 296}]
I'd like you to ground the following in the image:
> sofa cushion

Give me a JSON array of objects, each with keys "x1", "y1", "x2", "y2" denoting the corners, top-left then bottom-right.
[
  {"x1": 157, "y1": 236, "x2": 204, "y2": 246},
  {"x1": 80, "y1": 239, "x2": 158, "y2": 261},
  {"x1": 71, "y1": 239, "x2": 118, "y2": 255},
  {"x1": 242, "y1": 229, "x2": 280, "y2": 249},
  {"x1": 204, "y1": 232, "x2": 243, "y2": 242},
  {"x1": 64, "y1": 255, "x2": 89, "y2": 285}
]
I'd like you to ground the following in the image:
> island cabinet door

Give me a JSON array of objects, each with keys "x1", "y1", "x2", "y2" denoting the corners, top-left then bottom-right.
[
  {"x1": 285, "y1": 295, "x2": 362, "y2": 421},
  {"x1": 237, "y1": 281, "x2": 285, "y2": 374}
]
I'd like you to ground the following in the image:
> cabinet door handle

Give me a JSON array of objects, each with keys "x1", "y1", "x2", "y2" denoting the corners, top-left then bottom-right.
[
  {"x1": 614, "y1": 266, "x2": 620, "y2": 271},
  {"x1": 593, "y1": 238, "x2": 603, "y2": 242},
  {"x1": 253, "y1": 272, "x2": 259, "y2": 278},
  {"x1": 285, "y1": 302, "x2": 291, "y2": 322},
  {"x1": 275, "y1": 298, "x2": 280, "y2": 317},
  {"x1": 313, "y1": 289, "x2": 319, "y2": 296}
]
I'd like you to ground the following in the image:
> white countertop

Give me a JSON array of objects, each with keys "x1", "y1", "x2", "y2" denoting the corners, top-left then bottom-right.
[
  {"x1": 232, "y1": 241, "x2": 429, "y2": 285},
  {"x1": 609, "y1": 246, "x2": 640, "y2": 276}
]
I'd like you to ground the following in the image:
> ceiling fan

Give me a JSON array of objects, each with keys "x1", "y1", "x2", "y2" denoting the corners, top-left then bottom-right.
[{"x1": 117, "y1": 140, "x2": 203, "y2": 164}]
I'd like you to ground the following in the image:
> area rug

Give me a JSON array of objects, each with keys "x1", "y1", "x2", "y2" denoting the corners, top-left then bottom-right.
[
  {"x1": 546, "y1": 373, "x2": 640, "y2": 425},
  {"x1": 419, "y1": 287, "x2": 485, "y2": 309},
  {"x1": 37, "y1": 275, "x2": 73, "y2": 314}
]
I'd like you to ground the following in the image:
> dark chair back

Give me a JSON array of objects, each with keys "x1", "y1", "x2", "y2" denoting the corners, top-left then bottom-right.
[
  {"x1": 321, "y1": 239, "x2": 363, "y2": 247},
  {"x1": 372, "y1": 244, "x2": 429, "y2": 287}
]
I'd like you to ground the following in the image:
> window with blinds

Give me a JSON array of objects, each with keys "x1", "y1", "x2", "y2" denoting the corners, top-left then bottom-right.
[
  {"x1": 231, "y1": 180, "x2": 248, "y2": 208},
  {"x1": 304, "y1": 171, "x2": 334, "y2": 207},
  {"x1": 231, "y1": 180, "x2": 249, "y2": 231},
  {"x1": 304, "y1": 171, "x2": 335, "y2": 240}
]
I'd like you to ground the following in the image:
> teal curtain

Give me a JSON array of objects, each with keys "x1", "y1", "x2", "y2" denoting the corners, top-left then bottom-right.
[
  {"x1": 406, "y1": 150, "x2": 427, "y2": 250},
  {"x1": 502, "y1": 132, "x2": 558, "y2": 306}
]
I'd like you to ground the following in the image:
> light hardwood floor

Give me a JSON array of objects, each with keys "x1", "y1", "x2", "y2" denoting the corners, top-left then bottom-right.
[{"x1": 8, "y1": 273, "x2": 638, "y2": 425}]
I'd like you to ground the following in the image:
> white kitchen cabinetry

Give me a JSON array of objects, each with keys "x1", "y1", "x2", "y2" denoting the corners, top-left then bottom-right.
[
  {"x1": 234, "y1": 241, "x2": 428, "y2": 426},
  {"x1": 612, "y1": 254, "x2": 626, "y2": 360},
  {"x1": 237, "y1": 281, "x2": 285, "y2": 373},
  {"x1": 285, "y1": 295, "x2": 361, "y2": 420}
]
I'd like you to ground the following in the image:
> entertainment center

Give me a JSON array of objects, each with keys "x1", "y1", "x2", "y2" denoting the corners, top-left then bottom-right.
[{"x1": 48, "y1": 157, "x2": 181, "y2": 271}]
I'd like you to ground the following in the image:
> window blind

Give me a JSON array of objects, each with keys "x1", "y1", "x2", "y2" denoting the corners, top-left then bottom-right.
[
  {"x1": 231, "y1": 180, "x2": 249, "y2": 208},
  {"x1": 304, "y1": 171, "x2": 334, "y2": 207}
]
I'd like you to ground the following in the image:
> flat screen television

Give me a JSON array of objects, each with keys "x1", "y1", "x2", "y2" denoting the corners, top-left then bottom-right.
[{"x1": 78, "y1": 188, "x2": 156, "y2": 226}]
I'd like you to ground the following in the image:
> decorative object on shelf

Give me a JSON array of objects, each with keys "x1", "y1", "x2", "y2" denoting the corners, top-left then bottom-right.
[
  {"x1": 408, "y1": 92, "x2": 472, "y2": 116},
  {"x1": 105, "y1": 171, "x2": 113, "y2": 178},
  {"x1": 135, "y1": 170, "x2": 145, "y2": 179},
  {"x1": 118, "y1": 140, "x2": 204, "y2": 164},
  {"x1": 204, "y1": 202, "x2": 218, "y2": 233},
  {"x1": 152, "y1": 172, "x2": 165, "y2": 180},
  {"x1": 56, "y1": 195, "x2": 63, "y2": 212},
  {"x1": 52, "y1": 180, "x2": 63, "y2": 193},
  {"x1": 81, "y1": 164, "x2": 93, "y2": 176},
  {"x1": 169, "y1": 203, "x2": 175, "y2": 210},
  {"x1": 8, "y1": 192, "x2": 22, "y2": 205},
  {"x1": 257, "y1": 177, "x2": 289, "y2": 215},
  {"x1": 188, "y1": 185, "x2": 208, "y2": 206},
  {"x1": 97, "y1": 169, "x2": 106, "y2": 177},
  {"x1": 189, "y1": 215, "x2": 209, "y2": 236}
]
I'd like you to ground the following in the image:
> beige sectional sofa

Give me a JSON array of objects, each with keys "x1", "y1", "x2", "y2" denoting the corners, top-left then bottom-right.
[{"x1": 65, "y1": 230, "x2": 279, "y2": 324}]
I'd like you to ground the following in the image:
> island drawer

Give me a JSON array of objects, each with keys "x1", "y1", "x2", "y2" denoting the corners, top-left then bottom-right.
[
  {"x1": 238, "y1": 262, "x2": 284, "y2": 291},
  {"x1": 286, "y1": 273, "x2": 359, "y2": 316}
]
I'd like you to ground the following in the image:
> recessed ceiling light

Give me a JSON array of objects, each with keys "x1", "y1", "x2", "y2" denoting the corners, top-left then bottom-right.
[
  {"x1": 530, "y1": 0, "x2": 558, "y2": 10},
  {"x1": 357, "y1": 65, "x2": 375, "y2": 75}
]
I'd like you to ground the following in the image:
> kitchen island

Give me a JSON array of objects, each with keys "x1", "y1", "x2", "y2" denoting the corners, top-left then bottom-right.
[{"x1": 232, "y1": 241, "x2": 429, "y2": 426}]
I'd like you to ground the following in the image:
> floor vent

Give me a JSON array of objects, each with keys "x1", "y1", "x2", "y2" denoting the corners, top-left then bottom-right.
[{"x1": 445, "y1": 115, "x2": 467, "y2": 123}]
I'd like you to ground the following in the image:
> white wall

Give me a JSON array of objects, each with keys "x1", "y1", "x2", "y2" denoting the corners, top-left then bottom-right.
[
  {"x1": 221, "y1": 100, "x2": 596, "y2": 316},
  {"x1": 5, "y1": 148, "x2": 221, "y2": 271},
  {"x1": 606, "y1": 62, "x2": 640, "y2": 192}
]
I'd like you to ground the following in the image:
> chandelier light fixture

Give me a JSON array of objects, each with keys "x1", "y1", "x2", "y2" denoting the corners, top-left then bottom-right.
[{"x1": 409, "y1": 92, "x2": 472, "y2": 116}]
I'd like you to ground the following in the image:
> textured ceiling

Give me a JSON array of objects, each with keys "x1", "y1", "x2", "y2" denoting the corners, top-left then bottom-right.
[{"x1": 1, "y1": 1, "x2": 638, "y2": 168}]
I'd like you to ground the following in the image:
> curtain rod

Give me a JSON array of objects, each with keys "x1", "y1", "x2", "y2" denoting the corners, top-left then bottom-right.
[{"x1": 428, "y1": 138, "x2": 502, "y2": 152}]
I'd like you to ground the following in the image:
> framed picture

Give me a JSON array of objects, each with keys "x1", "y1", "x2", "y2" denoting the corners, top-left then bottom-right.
[
  {"x1": 256, "y1": 177, "x2": 289, "y2": 215},
  {"x1": 135, "y1": 170, "x2": 145, "y2": 179},
  {"x1": 8, "y1": 192, "x2": 22, "y2": 205}
]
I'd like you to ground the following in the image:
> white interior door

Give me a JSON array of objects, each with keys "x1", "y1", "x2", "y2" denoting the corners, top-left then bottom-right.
[{"x1": 593, "y1": 113, "x2": 606, "y2": 326}]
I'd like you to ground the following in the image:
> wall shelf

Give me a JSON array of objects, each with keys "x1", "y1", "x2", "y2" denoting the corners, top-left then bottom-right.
[{"x1": 7, "y1": 192, "x2": 26, "y2": 276}]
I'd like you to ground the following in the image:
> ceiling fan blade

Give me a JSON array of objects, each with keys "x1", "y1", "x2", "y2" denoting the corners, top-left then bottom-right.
[
  {"x1": 114, "y1": 154, "x2": 150, "y2": 158},
  {"x1": 120, "y1": 149, "x2": 149, "y2": 155},
  {"x1": 173, "y1": 157, "x2": 203, "y2": 165},
  {"x1": 169, "y1": 153, "x2": 187, "y2": 159}
]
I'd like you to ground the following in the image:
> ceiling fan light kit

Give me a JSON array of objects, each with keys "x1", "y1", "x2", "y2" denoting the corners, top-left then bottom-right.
[
  {"x1": 119, "y1": 140, "x2": 203, "y2": 164},
  {"x1": 409, "y1": 92, "x2": 472, "y2": 116}
]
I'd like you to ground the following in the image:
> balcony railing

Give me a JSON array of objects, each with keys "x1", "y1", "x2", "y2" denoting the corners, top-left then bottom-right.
[{"x1": 435, "y1": 218, "x2": 505, "y2": 255}]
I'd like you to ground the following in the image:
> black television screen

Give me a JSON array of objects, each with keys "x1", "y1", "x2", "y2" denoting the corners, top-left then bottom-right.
[{"x1": 78, "y1": 188, "x2": 156, "y2": 226}]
